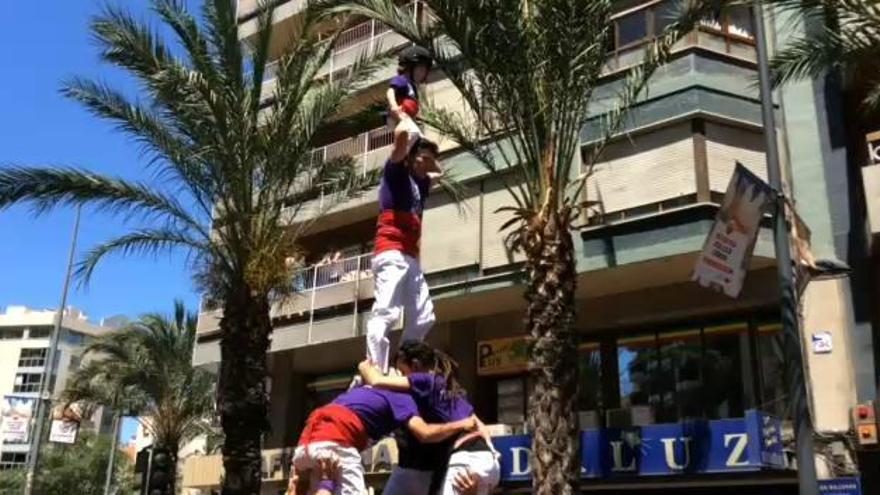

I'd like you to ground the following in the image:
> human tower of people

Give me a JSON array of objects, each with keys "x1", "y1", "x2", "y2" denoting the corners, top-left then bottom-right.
[{"x1": 287, "y1": 47, "x2": 502, "y2": 495}]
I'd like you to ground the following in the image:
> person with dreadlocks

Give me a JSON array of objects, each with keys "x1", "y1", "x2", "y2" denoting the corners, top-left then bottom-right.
[{"x1": 358, "y1": 340, "x2": 500, "y2": 495}]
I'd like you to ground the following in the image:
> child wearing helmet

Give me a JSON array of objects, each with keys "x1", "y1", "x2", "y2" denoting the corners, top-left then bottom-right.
[{"x1": 387, "y1": 45, "x2": 433, "y2": 153}]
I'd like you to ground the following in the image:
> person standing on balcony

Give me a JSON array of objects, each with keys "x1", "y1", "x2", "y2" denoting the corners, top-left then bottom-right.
[
  {"x1": 367, "y1": 128, "x2": 442, "y2": 375},
  {"x1": 386, "y1": 46, "x2": 433, "y2": 153}
]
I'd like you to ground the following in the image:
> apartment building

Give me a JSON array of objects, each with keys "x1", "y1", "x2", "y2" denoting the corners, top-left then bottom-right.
[
  {"x1": 0, "y1": 305, "x2": 116, "y2": 470},
  {"x1": 182, "y1": 1, "x2": 875, "y2": 493}
]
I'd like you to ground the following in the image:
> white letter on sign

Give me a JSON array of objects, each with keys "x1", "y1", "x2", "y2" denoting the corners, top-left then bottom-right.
[
  {"x1": 724, "y1": 433, "x2": 749, "y2": 467},
  {"x1": 510, "y1": 447, "x2": 532, "y2": 476},
  {"x1": 660, "y1": 437, "x2": 692, "y2": 470},
  {"x1": 610, "y1": 441, "x2": 636, "y2": 472}
]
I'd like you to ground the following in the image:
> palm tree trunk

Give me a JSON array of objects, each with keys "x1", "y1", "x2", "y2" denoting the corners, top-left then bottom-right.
[
  {"x1": 525, "y1": 210, "x2": 580, "y2": 495},
  {"x1": 219, "y1": 285, "x2": 272, "y2": 494}
]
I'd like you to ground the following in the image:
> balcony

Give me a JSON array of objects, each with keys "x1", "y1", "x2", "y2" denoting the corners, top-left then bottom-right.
[
  {"x1": 196, "y1": 253, "x2": 374, "y2": 339},
  {"x1": 260, "y1": 11, "x2": 412, "y2": 102}
]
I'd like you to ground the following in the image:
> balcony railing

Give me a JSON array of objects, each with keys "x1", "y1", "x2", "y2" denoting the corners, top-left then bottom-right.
[
  {"x1": 311, "y1": 126, "x2": 394, "y2": 176},
  {"x1": 260, "y1": 5, "x2": 414, "y2": 90},
  {"x1": 292, "y1": 253, "x2": 373, "y2": 291}
]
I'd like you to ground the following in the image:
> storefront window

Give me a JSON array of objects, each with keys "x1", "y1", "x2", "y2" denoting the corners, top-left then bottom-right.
[
  {"x1": 577, "y1": 344, "x2": 602, "y2": 428},
  {"x1": 702, "y1": 324, "x2": 746, "y2": 419},
  {"x1": 616, "y1": 324, "x2": 751, "y2": 425},
  {"x1": 617, "y1": 334, "x2": 655, "y2": 425},
  {"x1": 656, "y1": 330, "x2": 703, "y2": 422},
  {"x1": 757, "y1": 324, "x2": 789, "y2": 419},
  {"x1": 497, "y1": 377, "x2": 526, "y2": 428}
]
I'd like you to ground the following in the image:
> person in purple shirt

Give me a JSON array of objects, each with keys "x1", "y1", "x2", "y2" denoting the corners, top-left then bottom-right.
[
  {"x1": 364, "y1": 132, "x2": 442, "y2": 378},
  {"x1": 292, "y1": 383, "x2": 474, "y2": 494},
  {"x1": 359, "y1": 341, "x2": 501, "y2": 495}
]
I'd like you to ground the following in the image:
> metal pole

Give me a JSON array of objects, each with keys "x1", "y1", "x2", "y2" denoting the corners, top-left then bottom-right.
[
  {"x1": 752, "y1": 4, "x2": 819, "y2": 494},
  {"x1": 23, "y1": 205, "x2": 81, "y2": 495},
  {"x1": 103, "y1": 410, "x2": 122, "y2": 495}
]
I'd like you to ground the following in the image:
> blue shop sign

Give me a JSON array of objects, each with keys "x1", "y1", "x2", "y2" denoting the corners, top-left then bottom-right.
[
  {"x1": 494, "y1": 409, "x2": 786, "y2": 481},
  {"x1": 818, "y1": 477, "x2": 862, "y2": 495}
]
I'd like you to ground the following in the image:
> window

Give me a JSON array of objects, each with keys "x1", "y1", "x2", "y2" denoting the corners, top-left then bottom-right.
[
  {"x1": 0, "y1": 452, "x2": 27, "y2": 470},
  {"x1": 654, "y1": 330, "x2": 703, "y2": 422},
  {"x1": 702, "y1": 324, "x2": 746, "y2": 419},
  {"x1": 616, "y1": 324, "x2": 750, "y2": 424},
  {"x1": 62, "y1": 330, "x2": 84, "y2": 346},
  {"x1": 653, "y1": 0, "x2": 677, "y2": 34},
  {"x1": 69, "y1": 355, "x2": 82, "y2": 372},
  {"x1": 27, "y1": 327, "x2": 52, "y2": 339},
  {"x1": 13, "y1": 373, "x2": 43, "y2": 393},
  {"x1": 617, "y1": 334, "x2": 656, "y2": 425},
  {"x1": 757, "y1": 323, "x2": 788, "y2": 419},
  {"x1": 577, "y1": 344, "x2": 602, "y2": 428},
  {"x1": 17, "y1": 348, "x2": 47, "y2": 368},
  {"x1": 617, "y1": 10, "x2": 648, "y2": 48},
  {"x1": 0, "y1": 327, "x2": 24, "y2": 340},
  {"x1": 700, "y1": 5, "x2": 754, "y2": 40},
  {"x1": 496, "y1": 377, "x2": 526, "y2": 427}
]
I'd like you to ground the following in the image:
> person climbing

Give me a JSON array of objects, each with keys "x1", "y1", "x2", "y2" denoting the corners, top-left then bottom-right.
[
  {"x1": 358, "y1": 341, "x2": 501, "y2": 495},
  {"x1": 292, "y1": 381, "x2": 475, "y2": 495},
  {"x1": 364, "y1": 114, "x2": 442, "y2": 375},
  {"x1": 386, "y1": 45, "x2": 433, "y2": 153}
]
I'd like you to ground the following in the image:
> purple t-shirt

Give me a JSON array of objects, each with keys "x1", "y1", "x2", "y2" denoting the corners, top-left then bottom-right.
[
  {"x1": 389, "y1": 74, "x2": 418, "y2": 103},
  {"x1": 378, "y1": 160, "x2": 430, "y2": 215},
  {"x1": 408, "y1": 372, "x2": 474, "y2": 422},
  {"x1": 333, "y1": 386, "x2": 419, "y2": 440}
]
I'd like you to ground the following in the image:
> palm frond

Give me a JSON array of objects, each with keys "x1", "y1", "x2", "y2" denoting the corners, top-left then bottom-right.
[
  {"x1": 62, "y1": 301, "x2": 214, "y2": 451},
  {"x1": 0, "y1": 167, "x2": 208, "y2": 234},
  {"x1": 75, "y1": 228, "x2": 208, "y2": 284}
]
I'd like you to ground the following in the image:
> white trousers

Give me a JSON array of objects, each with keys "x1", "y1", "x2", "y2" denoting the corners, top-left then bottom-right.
[
  {"x1": 441, "y1": 450, "x2": 500, "y2": 495},
  {"x1": 382, "y1": 466, "x2": 432, "y2": 495},
  {"x1": 366, "y1": 250, "x2": 436, "y2": 373},
  {"x1": 293, "y1": 442, "x2": 365, "y2": 495}
]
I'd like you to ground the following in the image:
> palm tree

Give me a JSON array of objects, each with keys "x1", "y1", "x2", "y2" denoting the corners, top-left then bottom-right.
[
  {"x1": 319, "y1": 1, "x2": 724, "y2": 492},
  {"x1": 0, "y1": 1, "x2": 383, "y2": 492},
  {"x1": 63, "y1": 301, "x2": 214, "y2": 494},
  {"x1": 749, "y1": 0, "x2": 880, "y2": 112}
]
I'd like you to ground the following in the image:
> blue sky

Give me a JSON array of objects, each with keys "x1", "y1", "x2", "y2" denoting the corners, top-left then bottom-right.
[{"x1": 1, "y1": 1, "x2": 202, "y2": 443}]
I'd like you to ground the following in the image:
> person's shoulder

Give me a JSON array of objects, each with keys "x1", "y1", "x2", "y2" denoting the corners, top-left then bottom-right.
[{"x1": 389, "y1": 74, "x2": 410, "y2": 88}]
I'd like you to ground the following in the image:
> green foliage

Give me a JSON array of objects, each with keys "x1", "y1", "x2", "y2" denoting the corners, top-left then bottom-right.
[
  {"x1": 747, "y1": 0, "x2": 880, "y2": 112},
  {"x1": 0, "y1": 469, "x2": 24, "y2": 494},
  {"x1": 63, "y1": 300, "x2": 215, "y2": 456},
  {"x1": 0, "y1": 432, "x2": 134, "y2": 495},
  {"x1": 318, "y1": 0, "x2": 726, "y2": 238},
  {"x1": 0, "y1": 0, "x2": 384, "y2": 299}
]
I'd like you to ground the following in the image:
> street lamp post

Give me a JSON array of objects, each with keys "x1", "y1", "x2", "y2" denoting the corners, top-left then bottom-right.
[
  {"x1": 752, "y1": 3, "x2": 819, "y2": 494},
  {"x1": 23, "y1": 205, "x2": 81, "y2": 495}
]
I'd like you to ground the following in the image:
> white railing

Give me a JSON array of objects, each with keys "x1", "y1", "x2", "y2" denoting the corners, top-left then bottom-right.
[
  {"x1": 310, "y1": 126, "x2": 394, "y2": 176},
  {"x1": 292, "y1": 253, "x2": 373, "y2": 291},
  {"x1": 262, "y1": 4, "x2": 417, "y2": 86}
]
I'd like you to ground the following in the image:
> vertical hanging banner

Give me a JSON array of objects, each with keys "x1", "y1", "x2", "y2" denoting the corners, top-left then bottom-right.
[
  {"x1": 1, "y1": 395, "x2": 36, "y2": 443},
  {"x1": 693, "y1": 163, "x2": 773, "y2": 298}
]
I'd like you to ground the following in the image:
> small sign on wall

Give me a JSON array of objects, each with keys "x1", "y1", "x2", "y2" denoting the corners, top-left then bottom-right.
[
  {"x1": 818, "y1": 477, "x2": 862, "y2": 495},
  {"x1": 811, "y1": 331, "x2": 833, "y2": 354}
]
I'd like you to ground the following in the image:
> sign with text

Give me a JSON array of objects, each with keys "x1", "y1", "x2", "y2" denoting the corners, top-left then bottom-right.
[
  {"x1": 819, "y1": 477, "x2": 862, "y2": 495},
  {"x1": 477, "y1": 336, "x2": 530, "y2": 376},
  {"x1": 1, "y1": 395, "x2": 36, "y2": 443},
  {"x1": 493, "y1": 410, "x2": 785, "y2": 481},
  {"x1": 48, "y1": 419, "x2": 79, "y2": 444},
  {"x1": 693, "y1": 164, "x2": 773, "y2": 298}
]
